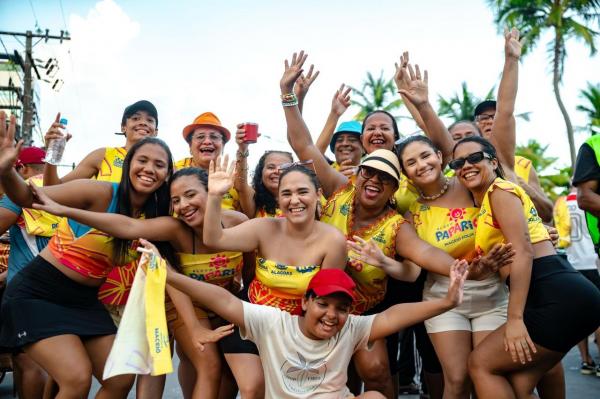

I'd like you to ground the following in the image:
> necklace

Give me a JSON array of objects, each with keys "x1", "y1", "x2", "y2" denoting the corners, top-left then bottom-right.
[{"x1": 418, "y1": 178, "x2": 450, "y2": 201}]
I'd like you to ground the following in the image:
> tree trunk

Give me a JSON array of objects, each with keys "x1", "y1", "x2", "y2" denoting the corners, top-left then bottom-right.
[{"x1": 552, "y1": 29, "x2": 576, "y2": 167}]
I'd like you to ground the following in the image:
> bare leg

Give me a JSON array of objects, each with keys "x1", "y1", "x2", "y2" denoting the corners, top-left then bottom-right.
[
  {"x1": 25, "y1": 335, "x2": 93, "y2": 398},
  {"x1": 176, "y1": 343, "x2": 195, "y2": 399},
  {"x1": 136, "y1": 375, "x2": 167, "y2": 399},
  {"x1": 174, "y1": 319, "x2": 223, "y2": 399},
  {"x1": 83, "y1": 334, "x2": 135, "y2": 399},
  {"x1": 535, "y1": 363, "x2": 565, "y2": 399},
  {"x1": 12, "y1": 352, "x2": 47, "y2": 399},
  {"x1": 217, "y1": 361, "x2": 238, "y2": 399},
  {"x1": 357, "y1": 391, "x2": 386, "y2": 399},
  {"x1": 468, "y1": 325, "x2": 565, "y2": 399},
  {"x1": 429, "y1": 330, "x2": 472, "y2": 399},
  {"x1": 223, "y1": 353, "x2": 264, "y2": 399},
  {"x1": 353, "y1": 339, "x2": 394, "y2": 399},
  {"x1": 42, "y1": 377, "x2": 59, "y2": 399}
]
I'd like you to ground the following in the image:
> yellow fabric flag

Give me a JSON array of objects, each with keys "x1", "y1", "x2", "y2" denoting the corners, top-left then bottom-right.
[{"x1": 144, "y1": 254, "x2": 172, "y2": 375}]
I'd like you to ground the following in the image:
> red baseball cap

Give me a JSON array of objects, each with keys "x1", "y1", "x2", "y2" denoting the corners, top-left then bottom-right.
[
  {"x1": 307, "y1": 269, "x2": 356, "y2": 300},
  {"x1": 15, "y1": 146, "x2": 46, "y2": 167}
]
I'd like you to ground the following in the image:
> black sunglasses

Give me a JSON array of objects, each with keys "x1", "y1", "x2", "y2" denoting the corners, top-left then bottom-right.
[
  {"x1": 449, "y1": 151, "x2": 493, "y2": 171},
  {"x1": 358, "y1": 166, "x2": 395, "y2": 185}
]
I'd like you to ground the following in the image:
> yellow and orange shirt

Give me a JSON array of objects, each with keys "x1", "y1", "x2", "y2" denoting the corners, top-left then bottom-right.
[
  {"x1": 474, "y1": 178, "x2": 549, "y2": 256},
  {"x1": 248, "y1": 257, "x2": 319, "y2": 315},
  {"x1": 321, "y1": 183, "x2": 405, "y2": 314},
  {"x1": 514, "y1": 155, "x2": 532, "y2": 184}
]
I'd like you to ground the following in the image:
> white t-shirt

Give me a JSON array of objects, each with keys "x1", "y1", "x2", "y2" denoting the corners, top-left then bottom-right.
[
  {"x1": 241, "y1": 301, "x2": 375, "y2": 399},
  {"x1": 566, "y1": 193, "x2": 598, "y2": 270}
]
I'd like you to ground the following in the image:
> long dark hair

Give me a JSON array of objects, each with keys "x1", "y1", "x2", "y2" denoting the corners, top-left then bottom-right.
[
  {"x1": 396, "y1": 135, "x2": 441, "y2": 173},
  {"x1": 452, "y1": 136, "x2": 505, "y2": 179},
  {"x1": 112, "y1": 137, "x2": 178, "y2": 267},
  {"x1": 362, "y1": 110, "x2": 400, "y2": 142},
  {"x1": 252, "y1": 151, "x2": 293, "y2": 215}
]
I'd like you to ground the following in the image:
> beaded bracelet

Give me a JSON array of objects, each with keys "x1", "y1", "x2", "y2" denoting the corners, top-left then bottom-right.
[
  {"x1": 236, "y1": 149, "x2": 250, "y2": 158},
  {"x1": 282, "y1": 99, "x2": 299, "y2": 107},
  {"x1": 281, "y1": 92, "x2": 298, "y2": 107}
]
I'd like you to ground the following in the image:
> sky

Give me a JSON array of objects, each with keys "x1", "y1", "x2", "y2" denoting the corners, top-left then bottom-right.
[{"x1": 1, "y1": 0, "x2": 599, "y2": 174}]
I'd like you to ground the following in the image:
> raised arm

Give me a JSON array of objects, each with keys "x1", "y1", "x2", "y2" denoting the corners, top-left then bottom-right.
[
  {"x1": 489, "y1": 188, "x2": 537, "y2": 364},
  {"x1": 369, "y1": 259, "x2": 467, "y2": 341},
  {"x1": 398, "y1": 63, "x2": 455, "y2": 165},
  {"x1": 203, "y1": 156, "x2": 261, "y2": 252},
  {"x1": 517, "y1": 170, "x2": 553, "y2": 223},
  {"x1": 294, "y1": 64, "x2": 319, "y2": 114},
  {"x1": 315, "y1": 84, "x2": 352, "y2": 154},
  {"x1": 232, "y1": 124, "x2": 257, "y2": 218},
  {"x1": 394, "y1": 52, "x2": 428, "y2": 134},
  {"x1": 281, "y1": 51, "x2": 348, "y2": 198},
  {"x1": 490, "y1": 28, "x2": 521, "y2": 171}
]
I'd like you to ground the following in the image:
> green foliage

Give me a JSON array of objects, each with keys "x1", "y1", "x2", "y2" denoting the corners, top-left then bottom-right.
[
  {"x1": 577, "y1": 82, "x2": 600, "y2": 134},
  {"x1": 515, "y1": 139, "x2": 571, "y2": 201},
  {"x1": 437, "y1": 82, "x2": 495, "y2": 121},
  {"x1": 350, "y1": 71, "x2": 403, "y2": 121}
]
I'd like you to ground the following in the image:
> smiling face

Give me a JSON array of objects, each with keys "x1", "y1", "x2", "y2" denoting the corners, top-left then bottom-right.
[
  {"x1": 361, "y1": 113, "x2": 396, "y2": 153},
  {"x1": 400, "y1": 140, "x2": 443, "y2": 186},
  {"x1": 301, "y1": 293, "x2": 351, "y2": 340},
  {"x1": 277, "y1": 170, "x2": 319, "y2": 223},
  {"x1": 355, "y1": 166, "x2": 398, "y2": 210},
  {"x1": 449, "y1": 122, "x2": 479, "y2": 142},
  {"x1": 453, "y1": 141, "x2": 498, "y2": 192},
  {"x1": 189, "y1": 127, "x2": 225, "y2": 168},
  {"x1": 170, "y1": 175, "x2": 208, "y2": 228},
  {"x1": 334, "y1": 133, "x2": 363, "y2": 165},
  {"x1": 262, "y1": 152, "x2": 293, "y2": 196},
  {"x1": 128, "y1": 143, "x2": 169, "y2": 195},
  {"x1": 122, "y1": 110, "x2": 158, "y2": 143}
]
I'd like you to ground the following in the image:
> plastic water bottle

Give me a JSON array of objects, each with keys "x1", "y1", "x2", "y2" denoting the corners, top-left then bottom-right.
[{"x1": 45, "y1": 118, "x2": 68, "y2": 165}]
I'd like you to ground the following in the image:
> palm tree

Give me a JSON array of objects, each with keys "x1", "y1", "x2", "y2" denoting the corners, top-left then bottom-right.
[
  {"x1": 577, "y1": 82, "x2": 600, "y2": 135},
  {"x1": 488, "y1": 0, "x2": 600, "y2": 167},
  {"x1": 437, "y1": 82, "x2": 496, "y2": 121},
  {"x1": 350, "y1": 71, "x2": 403, "y2": 121}
]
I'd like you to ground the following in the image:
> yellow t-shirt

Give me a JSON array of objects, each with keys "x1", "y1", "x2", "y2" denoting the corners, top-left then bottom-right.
[
  {"x1": 410, "y1": 202, "x2": 479, "y2": 261},
  {"x1": 514, "y1": 155, "x2": 532, "y2": 184},
  {"x1": 393, "y1": 173, "x2": 419, "y2": 215},
  {"x1": 474, "y1": 178, "x2": 549, "y2": 255},
  {"x1": 174, "y1": 157, "x2": 240, "y2": 211},
  {"x1": 553, "y1": 195, "x2": 571, "y2": 249},
  {"x1": 96, "y1": 147, "x2": 128, "y2": 183},
  {"x1": 321, "y1": 183, "x2": 405, "y2": 314},
  {"x1": 248, "y1": 257, "x2": 320, "y2": 315}
]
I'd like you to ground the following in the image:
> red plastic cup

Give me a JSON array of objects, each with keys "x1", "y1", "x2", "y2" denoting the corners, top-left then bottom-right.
[{"x1": 242, "y1": 122, "x2": 258, "y2": 144}]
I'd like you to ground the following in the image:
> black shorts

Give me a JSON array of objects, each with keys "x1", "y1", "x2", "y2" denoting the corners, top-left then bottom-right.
[
  {"x1": 0, "y1": 256, "x2": 116, "y2": 349},
  {"x1": 219, "y1": 287, "x2": 258, "y2": 355},
  {"x1": 521, "y1": 256, "x2": 600, "y2": 353},
  {"x1": 579, "y1": 269, "x2": 600, "y2": 291}
]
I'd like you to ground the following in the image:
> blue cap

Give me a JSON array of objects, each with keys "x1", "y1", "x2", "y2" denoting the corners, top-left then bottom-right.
[{"x1": 329, "y1": 120, "x2": 362, "y2": 152}]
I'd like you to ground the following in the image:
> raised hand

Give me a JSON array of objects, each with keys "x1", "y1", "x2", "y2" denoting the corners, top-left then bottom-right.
[
  {"x1": 505, "y1": 27, "x2": 522, "y2": 60},
  {"x1": 294, "y1": 64, "x2": 320, "y2": 101},
  {"x1": 29, "y1": 182, "x2": 67, "y2": 216},
  {"x1": 44, "y1": 112, "x2": 71, "y2": 146},
  {"x1": 504, "y1": 318, "x2": 536, "y2": 364},
  {"x1": 0, "y1": 111, "x2": 23, "y2": 175},
  {"x1": 280, "y1": 50, "x2": 308, "y2": 93},
  {"x1": 208, "y1": 155, "x2": 236, "y2": 196},
  {"x1": 394, "y1": 51, "x2": 412, "y2": 92},
  {"x1": 397, "y1": 64, "x2": 429, "y2": 107},
  {"x1": 331, "y1": 84, "x2": 352, "y2": 117},
  {"x1": 347, "y1": 235, "x2": 386, "y2": 268},
  {"x1": 189, "y1": 323, "x2": 235, "y2": 352},
  {"x1": 447, "y1": 259, "x2": 468, "y2": 306}
]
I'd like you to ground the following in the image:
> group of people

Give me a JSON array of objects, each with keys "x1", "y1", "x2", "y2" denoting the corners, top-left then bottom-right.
[{"x1": 0, "y1": 27, "x2": 599, "y2": 399}]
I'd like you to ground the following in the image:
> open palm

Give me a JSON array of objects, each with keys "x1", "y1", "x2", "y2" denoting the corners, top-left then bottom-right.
[
  {"x1": 280, "y1": 51, "x2": 308, "y2": 93},
  {"x1": 208, "y1": 155, "x2": 235, "y2": 196},
  {"x1": 398, "y1": 64, "x2": 429, "y2": 106},
  {"x1": 0, "y1": 112, "x2": 23, "y2": 174}
]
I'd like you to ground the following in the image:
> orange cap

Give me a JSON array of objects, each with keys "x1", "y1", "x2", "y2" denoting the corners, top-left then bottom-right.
[{"x1": 182, "y1": 112, "x2": 231, "y2": 143}]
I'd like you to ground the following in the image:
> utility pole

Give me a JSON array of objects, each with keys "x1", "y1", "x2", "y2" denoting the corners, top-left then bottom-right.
[{"x1": 0, "y1": 29, "x2": 70, "y2": 145}]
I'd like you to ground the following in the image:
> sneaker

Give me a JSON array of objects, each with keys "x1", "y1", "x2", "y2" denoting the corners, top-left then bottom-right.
[{"x1": 581, "y1": 361, "x2": 596, "y2": 375}]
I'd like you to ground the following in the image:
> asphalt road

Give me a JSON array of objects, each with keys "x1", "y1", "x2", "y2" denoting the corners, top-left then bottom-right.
[{"x1": 0, "y1": 338, "x2": 598, "y2": 398}]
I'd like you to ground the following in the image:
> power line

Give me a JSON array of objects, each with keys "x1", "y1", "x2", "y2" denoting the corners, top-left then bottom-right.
[
  {"x1": 58, "y1": 0, "x2": 69, "y2": 31},
  {"x1": 0, "y1": 36, "x2": 24, "y2": 89},
  {"x1": 28, "y1": 0, "x2": 40, "y2": 30}
]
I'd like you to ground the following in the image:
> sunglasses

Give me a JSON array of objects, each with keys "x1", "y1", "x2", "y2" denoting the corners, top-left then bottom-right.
[
  {"x1": 358, "y1": 166, "x2": 395, "y2": 185},
  {"x1": 448, "y1": 151, "x2": 493, "y2": 171},
  {"x1": 278, "y1": 159, "x2": 315, "y2": 172}
]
